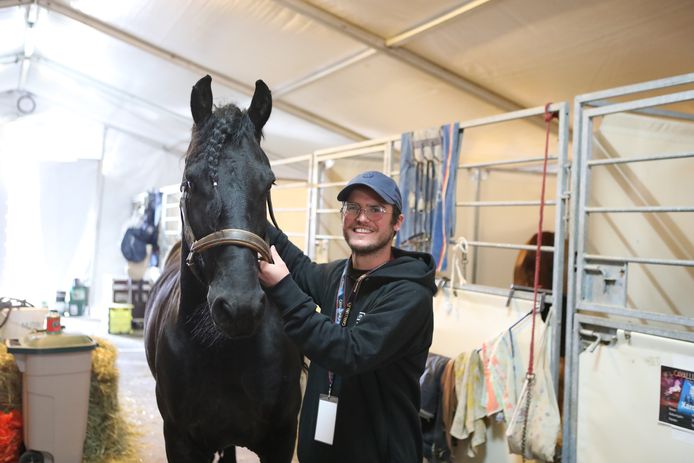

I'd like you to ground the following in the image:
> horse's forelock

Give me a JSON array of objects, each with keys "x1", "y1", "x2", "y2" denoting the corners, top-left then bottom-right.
[{"x1": 185, "y1": 104, "x2": 255, "y2": 162}]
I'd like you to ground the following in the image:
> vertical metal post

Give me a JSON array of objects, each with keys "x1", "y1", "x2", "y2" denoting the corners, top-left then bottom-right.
[
  {"x1": 307, "y1": 154, "x2": 319, "y2": 260},
  {"x1": 549, "y1": 102, "x2": 569, "y2": 393},
  {"x1": 471, "y1": 167, "x2": 482, "y2": 283},
  {"x1": 561, "y1": 96, "x2": 582, "y2": 463},
  {"x1": 304, "y1": 154, "x2": 315, "y2": 253}
]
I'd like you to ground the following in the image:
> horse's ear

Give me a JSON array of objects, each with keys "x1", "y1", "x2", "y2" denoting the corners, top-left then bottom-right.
[
  {"x1": 191, "y1": 75, "x2": 213, "y2": 125},
  {"x1": 248, "y1": 79, "x2": 272, "y2": 140}
]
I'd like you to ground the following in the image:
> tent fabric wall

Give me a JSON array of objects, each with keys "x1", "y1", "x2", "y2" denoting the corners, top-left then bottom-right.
[{"x1": 0, "y1": 159, "x2": 98, "y2": 302}]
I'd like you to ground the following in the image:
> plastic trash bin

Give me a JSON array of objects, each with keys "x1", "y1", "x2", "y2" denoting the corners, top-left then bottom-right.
[{"x1": 6, "y1": 329, "x2": 97, "y2": 463}]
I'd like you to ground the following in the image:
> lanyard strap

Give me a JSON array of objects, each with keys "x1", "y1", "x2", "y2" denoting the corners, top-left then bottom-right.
[{"x1": 328, "y1": 258, "x2": 387, "y2": 395}]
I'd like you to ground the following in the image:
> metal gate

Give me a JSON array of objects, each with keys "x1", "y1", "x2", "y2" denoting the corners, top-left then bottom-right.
[{"x1": 563, "y1": 73, "x2": 694, "y2": 462}]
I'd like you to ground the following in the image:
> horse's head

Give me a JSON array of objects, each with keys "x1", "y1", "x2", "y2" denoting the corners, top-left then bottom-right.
[{"x1": 180, "y1": 75, "x2": 274, "y2": 339}]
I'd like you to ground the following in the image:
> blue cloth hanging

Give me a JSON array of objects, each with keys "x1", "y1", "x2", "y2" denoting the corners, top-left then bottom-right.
[
  {"x1": 431, "y1": 123, "x2": 462, "y2": 271},
  {"x1": 397, "y1": 132, "x2": 415, "y2": 248}
]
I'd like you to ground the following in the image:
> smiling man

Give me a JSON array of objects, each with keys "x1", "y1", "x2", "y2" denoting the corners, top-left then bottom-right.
[{"x1": 259, "y1": 171, "x2": 437, "y2": 463}]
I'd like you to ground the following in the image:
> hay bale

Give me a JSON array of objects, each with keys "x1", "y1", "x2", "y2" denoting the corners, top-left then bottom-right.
[
  {"x1": 0, "y1": 337, "x2": 140, "y2": 462},
  {"x1": 83, "y1": 336, "x2": 139, "y2": 463},
  {"x1": 0, "y1": 343, "x2": 22, "y2": 412}
]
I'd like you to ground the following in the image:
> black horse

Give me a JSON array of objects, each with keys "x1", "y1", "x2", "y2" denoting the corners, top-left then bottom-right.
[{"x1": 145, "y1": 75, "x2": 302, "y2": 462}]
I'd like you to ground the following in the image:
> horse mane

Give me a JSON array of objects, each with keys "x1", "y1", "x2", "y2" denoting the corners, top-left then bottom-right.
[{"x1": 185, "y1": 104, "x2": 256, "y2": 161}]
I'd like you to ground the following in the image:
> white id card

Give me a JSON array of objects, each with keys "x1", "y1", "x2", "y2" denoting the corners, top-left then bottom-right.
[{"x1": 314, "y1": 394, "x2": 338, "y2": 445}]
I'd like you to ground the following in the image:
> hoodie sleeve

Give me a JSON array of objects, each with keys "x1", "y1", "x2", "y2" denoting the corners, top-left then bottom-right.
[
  {"x1": 266, "y1": 223, "x2": 333, "y2": 306},
  {"x1": 266, "y1": 273, "x2": 434, "y2": 376}
]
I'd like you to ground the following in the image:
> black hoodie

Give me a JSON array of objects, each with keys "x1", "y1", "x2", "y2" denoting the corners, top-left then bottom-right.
[{"x1": 266, "y1": 227, "x2": 437, "y2": 463}]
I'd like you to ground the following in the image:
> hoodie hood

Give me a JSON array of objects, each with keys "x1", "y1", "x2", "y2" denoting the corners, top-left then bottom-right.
[{"x1": 364, "y1": 247, "x2": 438, "y2": 295}]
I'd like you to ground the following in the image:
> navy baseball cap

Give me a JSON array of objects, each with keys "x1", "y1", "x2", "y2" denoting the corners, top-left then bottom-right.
[{"x1": 337, "y1": 171, "x2": 402, "y2": 211}]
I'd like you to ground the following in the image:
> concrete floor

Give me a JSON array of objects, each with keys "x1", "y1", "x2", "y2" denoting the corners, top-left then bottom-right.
[{"x1": 63, "y1": 317, "x2": 260, "y2": 463}]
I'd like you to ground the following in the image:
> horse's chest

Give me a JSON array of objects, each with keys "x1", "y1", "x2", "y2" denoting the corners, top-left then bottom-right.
[{"x1": 163, "y1": 344, "x2": 285, "y2": 437}]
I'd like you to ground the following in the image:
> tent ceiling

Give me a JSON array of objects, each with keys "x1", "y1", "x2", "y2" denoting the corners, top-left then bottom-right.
[{"x1": 1, "y1": 0, "x2": 693, "y2": 171}]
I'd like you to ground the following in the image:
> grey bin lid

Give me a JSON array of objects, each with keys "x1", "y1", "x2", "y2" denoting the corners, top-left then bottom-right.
[{"x1": 5, "y1": 331, "x2": 97, "y2": 354}]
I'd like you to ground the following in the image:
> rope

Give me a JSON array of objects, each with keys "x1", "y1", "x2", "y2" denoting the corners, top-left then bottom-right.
[
  {"x1": 451, "y1": 237, "x2": 469, "y2": 293},
  {"x1": 521, "y1": 102, "x2": 556, "y2": 460}
]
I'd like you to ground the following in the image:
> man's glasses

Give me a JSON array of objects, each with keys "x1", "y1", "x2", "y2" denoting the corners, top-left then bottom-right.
[{"x1": 340, "y1": 202, "x2": 390, "y2": 220}]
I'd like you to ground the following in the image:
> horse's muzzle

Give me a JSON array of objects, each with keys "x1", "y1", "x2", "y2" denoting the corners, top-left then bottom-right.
[{"x1": 210, "y1": 291, "x2": 266, "y2": 339}]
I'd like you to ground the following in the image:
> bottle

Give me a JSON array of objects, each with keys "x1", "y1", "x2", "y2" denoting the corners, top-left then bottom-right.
[
  {"x1": 68, "y1": 279, "x2": 88, "y2": 317},
  {"x1": 55, "y1": 290, "x2": 68, "y2": 316}
]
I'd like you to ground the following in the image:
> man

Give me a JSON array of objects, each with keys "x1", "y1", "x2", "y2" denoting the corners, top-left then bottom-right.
[{"x1": 259, "y1": 171, "x2": 437, "y2": 462}]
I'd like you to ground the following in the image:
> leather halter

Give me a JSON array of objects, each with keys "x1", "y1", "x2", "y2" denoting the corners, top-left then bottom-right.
[{"x1": 179, "y1": 186, "x2": 276, "y2": 284}]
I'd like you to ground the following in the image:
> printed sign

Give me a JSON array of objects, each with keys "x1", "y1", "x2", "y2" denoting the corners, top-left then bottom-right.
[{"x1": 659, "y1": 365, "x2": 694, "y2": 432}]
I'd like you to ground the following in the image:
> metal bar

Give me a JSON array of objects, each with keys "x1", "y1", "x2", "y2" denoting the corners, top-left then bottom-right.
[
  {"x1": 458, "y1": 102, "x2": 565, "y2": 130},
  {"x1": 562, "y1": 97, "x2": 592, "y2": 463},
  {"x1": 587, "y1": 151, "x2": 694, "y2": 166},
  {"x1": 314, "y1": 136, "x2": 397, "y2": 156},
  {"x1": 273, "y1": 48, "x2": 376, "y2": 97},
  {"x1": 444, "y1": 282, "x2": 556, "y2": 304},
  {"x1": 35, "y1": 55, "x2": 192, "y2": 123},
  {"x1": 0, "y1": 53, "x2": 21, "y2": 65},
  {"x1": 273, "y1": 207, "x2": 307, "y2": 213},
  {"x1": 26, "y1": 81, "x2": 185, "y2": 154},
  {"x1": 549, "y1": 101, "x2": 570, "y2": 396},
  {"x1": 585, "y1": 206, "x2": 694, "y2": 213},
  {"x1": 36, "y1": 0, "x2": 367, "y2": 142},
  {"x1": 314, "y1": 102, "x2": 564, "y2": 163},
  {"x1": 589, "y1": 99, "x2": 694, "y2": 122},
  {"x1": 575, "y1": 72, "x2": 694, "y2": 105},
  {"x1": 471, "y1": 169, "x2": 482, "y2": 283},
  {"x1": 584, "y1": 89, "x2": 694, "y2": 118},
  {"x1": 315, "y1": 181, "x2": 347, "y2": 189},
  {"x1": 576, "y1": 301, "x2": 694, "y2": 328},
  {"x1": 272, "y1": 182, "x2": 309, "y2": 190},
  {"x1": 383, "y1": 140, "x2": 393, "y2": 182},
  {"x1": 270, "y1": 154, "x2": 312, "y2": 166},
  {"x1": 453, "y1": 239, "x2": 556, "y2": 252},
  {"x1": 457, "y1": 200, "x2": 557, "y2": 207},
  {"x1": 315, "y1": 234, "x2": 344, "y2": 240},
  {"x1": 307, "y1": 155, "x2": 319, "y2": 259},
  {"x1": 584, "y1": 254, "x2": 694, "y2": 267},
  {"x1": 273, "y1": 0, "x2": 527, "y2": 114},
  {"x1": 576, "y1": 314, "x2": 694, "y2": 344},
  {"x1": 485, "y1": 166, "x2": 558, "y2": 177},
  {"x1": 316, "y1": 208, "x2": 340, "y2": 214},
  {"x1": 385, "y1": 0, "x2": 494, "y2": 47},
  {"x1": 315, "y1": 144, "x2": 389, "y2": 161},
  {"x1": 0, "y1": 0, "x2": 31, "y2": 9},
  {"x1": 460, "y1": 155, "x2": 558, "y2": 169}
]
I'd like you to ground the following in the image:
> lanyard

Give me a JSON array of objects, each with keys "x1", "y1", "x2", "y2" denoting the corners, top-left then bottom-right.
[{"x1": 328, "y1": 258, "x2": 387, "y2": 396}]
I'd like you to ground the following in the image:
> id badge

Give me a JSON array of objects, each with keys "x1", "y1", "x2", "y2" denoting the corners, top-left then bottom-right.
[{"x1": 314, "y1": 394, "x2": 338, "y2": 445}]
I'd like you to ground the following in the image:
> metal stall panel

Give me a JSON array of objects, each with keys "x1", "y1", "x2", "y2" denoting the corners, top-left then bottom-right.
[
  {"x1": 270, "y1": 154, "x2": 313, "y2": 252},
  {"x1": 565, "y1": 73, "x2": 694, "y2": 463},
  {"x1": 449, "y1": 103, "x2": 570, "y2": 390}
]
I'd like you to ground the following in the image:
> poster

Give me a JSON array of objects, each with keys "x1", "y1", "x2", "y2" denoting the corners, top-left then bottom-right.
[{"x1": 659, "y1": 365, "x2": 694, "y2": 432}]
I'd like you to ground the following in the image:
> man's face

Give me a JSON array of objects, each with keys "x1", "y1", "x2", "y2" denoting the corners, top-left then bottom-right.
[{"x1": 341, "y1": 187, "x2": 403, "y2": 255}]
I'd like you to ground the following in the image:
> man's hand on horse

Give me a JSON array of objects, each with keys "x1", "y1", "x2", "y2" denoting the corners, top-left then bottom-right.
[{"x1": 258, "y1": 245, "x2": 290, "y2": 288}]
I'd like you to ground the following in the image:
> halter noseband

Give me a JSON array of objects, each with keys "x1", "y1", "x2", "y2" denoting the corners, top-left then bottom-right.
[{"x1": 179, "y1": 186, "x2": 279, "y2": 284}]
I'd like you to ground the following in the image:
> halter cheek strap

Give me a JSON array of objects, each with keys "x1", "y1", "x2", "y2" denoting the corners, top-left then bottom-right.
[{"x1": 179, "y1": 188, "x2": 276, "y2": 284}]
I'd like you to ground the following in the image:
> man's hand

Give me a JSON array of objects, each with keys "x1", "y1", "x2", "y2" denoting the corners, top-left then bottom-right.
[{"x1": 258, "y1": 245, "x2": 290, "y2": 288}]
